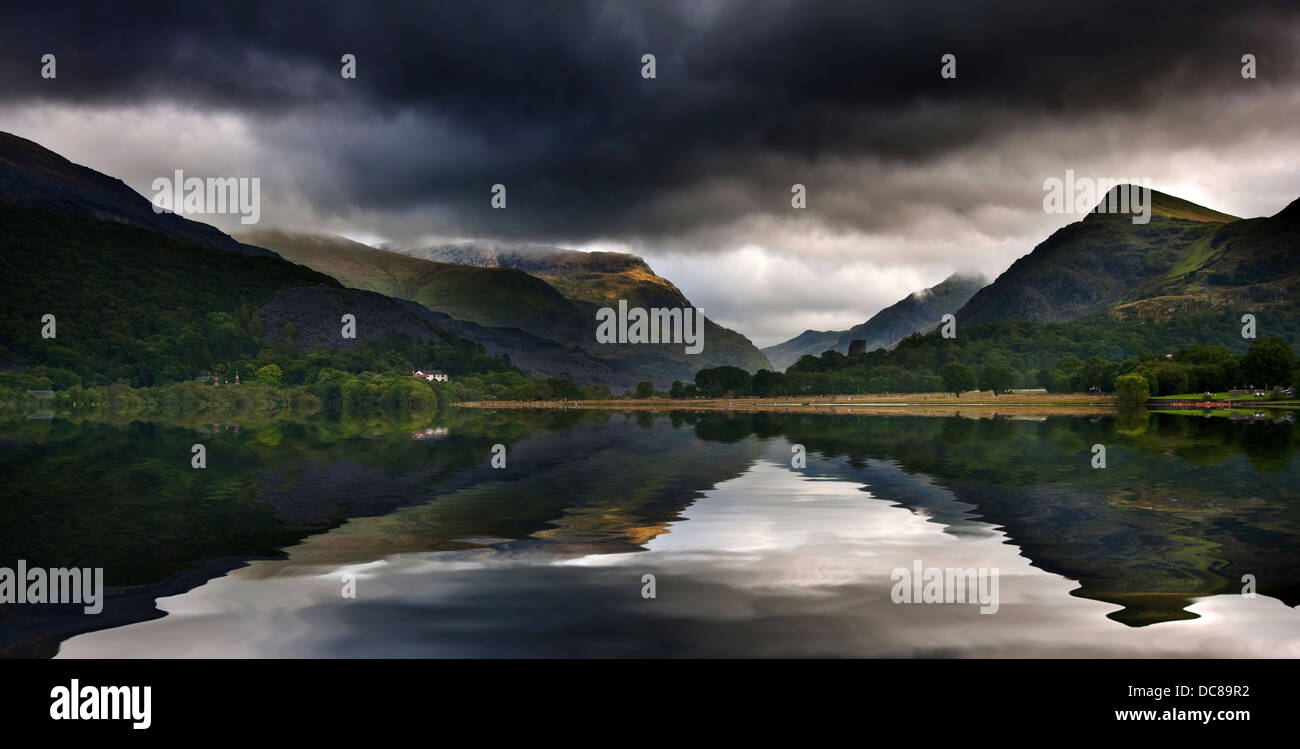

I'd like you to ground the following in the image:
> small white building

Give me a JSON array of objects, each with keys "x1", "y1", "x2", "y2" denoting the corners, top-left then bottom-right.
[{"x1": 413, "y1": 370, "x2": 449, "y2": 382}]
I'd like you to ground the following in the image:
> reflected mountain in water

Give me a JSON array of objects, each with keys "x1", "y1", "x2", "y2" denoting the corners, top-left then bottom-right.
[
  {"x1": 686, "y1": 410, "x2": 1300, "y2": 626},
  {"x1": 2, "y1": 408, "x2": 1298, "y2": 657}
]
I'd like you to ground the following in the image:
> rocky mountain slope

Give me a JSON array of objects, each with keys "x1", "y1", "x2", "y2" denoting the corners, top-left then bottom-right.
[
  {"x1": 956, "y1": 189, "x2": 1246, "y2": 326},
  {"x1": 243, "y1": 232, "x2": 772, "y2": 390},
  {"x1": 762, "y1": 273, "x2": 985, "y2": 371}
]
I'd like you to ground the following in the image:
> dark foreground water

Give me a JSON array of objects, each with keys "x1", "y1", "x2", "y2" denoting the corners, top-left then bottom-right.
[{"x1": 2, "y1": 408, "x2": 1298, "y2": 658}]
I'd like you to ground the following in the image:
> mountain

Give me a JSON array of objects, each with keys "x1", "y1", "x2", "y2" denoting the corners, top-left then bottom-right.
[
  {"x1": 395, "y1": 303, "x2": 621, "y2": 386},
  {"x1": 0, "y1": 132, "x2": 277, "y2": 258},
  {"x1": 405, "y1": 241, "x2": 772, "y2": 375},
  {"x1": 407, "y1": 243, "x2": 687, "y2": 309},
  {"x1": 1139, "y1": 194, "x2": 1300, "y2": 299},
  {"x1": 238, "y1": 231, "x2": 628, "y2": 384},
  {"x1": 761, "y1": 330, "x2": 846, "y2": 372},
  {"x1": 0, "y1": 134, "x2": 491, "y2": 388},
  {"x1": 240, "y1": 231, "x2": 589, "y2": 343},
  {"x1": 761, "y1": 273, "x2": 986, "y2": 371},
  {"x1": 956, "y1": 188, "x2": 1249, "y2": 326},
  {"x1": 836, "y1": 272, "x2": 986, "y2": 353},
  {"x1": 242, "y1": 232, "x2": 772, "y2": 390}
]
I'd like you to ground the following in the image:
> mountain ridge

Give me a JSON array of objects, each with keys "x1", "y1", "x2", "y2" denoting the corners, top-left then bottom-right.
[
  {"x1": 955, "y1": 187, "x2": 1294, "y2": 328},
  {"x1": 762, "y1": 272, "x2": 986, "y2": 371},
  {"x1": 242, "y1": 230, "x2": 772, "y2": 389},
  {"x1": 0, "y1": 131, "x2": 279, "y2": 259}
]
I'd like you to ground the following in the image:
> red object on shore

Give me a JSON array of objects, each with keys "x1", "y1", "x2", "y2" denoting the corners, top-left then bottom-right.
[{"x1": 1168, "y1": 400, "x2": 1232, "y2": 408}]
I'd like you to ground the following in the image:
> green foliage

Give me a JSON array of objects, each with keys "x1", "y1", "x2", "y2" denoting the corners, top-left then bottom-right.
[
  {"x1": 1153, "y1": 362, "x2": 1190, "y2": 396},
  {"x1": 49, "y1": 380, "x2": 322, "y2": 421},
  {"x1": 1073, "y1": 357, "x2": 1119, "y2": 392},
  {"x1": 247, "y1": 229, "x2": 771, "y2": 380},
  {"x1": 1115, "y1": 373, "x2": 1150, "y2": 408},
  {"x1": 694, "y1": 326, "x2": 1298, "y2": 400},
  {"x1": 695, "y1": 365, "x2": 753, "y2": 398},
  {"x1": 1242, "y1": 337, "x2": 1295, "y2": 389},
  {"x1": 0, "y1": 204, "x2": 581, "y2": 406},
  {"x1": 770, "y1": 302, "x2": 1300, "y2": 397},
  {"x1": 751, "y1": 369, "x2": 783, "y2": 397},
  {"x1": 940, "y1": 362, "x2": 977, "y2": 396},
  {"x1": 635, "y1": 381, "x2": 655, "y2": 398},
  {"x1": 978, "y1": 364, "x2": 1018, "y2": 395},
  {"x1": 0, "y1": 204, "x2": 529, "y2": 388},
  {"x1": 254, "y1": 363, "x2": 284, "y2": 386}
]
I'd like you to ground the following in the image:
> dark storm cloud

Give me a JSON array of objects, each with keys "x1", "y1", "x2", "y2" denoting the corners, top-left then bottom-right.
[{"x1": 5, "y1": 0, "x2": 1299, "y2": 244}]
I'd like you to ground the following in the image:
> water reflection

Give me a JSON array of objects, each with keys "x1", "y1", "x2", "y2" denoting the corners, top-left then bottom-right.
[{"x1": 1, "y1": 409, "x2": 1297, "y2": 657}]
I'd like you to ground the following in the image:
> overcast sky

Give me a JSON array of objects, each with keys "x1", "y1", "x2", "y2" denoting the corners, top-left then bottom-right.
[{"x1": 4, "y1": 0, "x2": 1300, "y2": 346}]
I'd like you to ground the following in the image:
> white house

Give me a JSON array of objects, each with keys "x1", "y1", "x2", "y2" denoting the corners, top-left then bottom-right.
[{"x1": 412, "y1": 370, "x2": 449, "y2": 382}]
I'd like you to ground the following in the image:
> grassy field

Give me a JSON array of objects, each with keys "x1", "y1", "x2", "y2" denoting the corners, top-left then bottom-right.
[
  {"x1": 1151, "y1": 407, "x2": 1296, "y2": 419},
  {"x1": 1151, "y1": 391, "x2": 1299, "y2": 406}
]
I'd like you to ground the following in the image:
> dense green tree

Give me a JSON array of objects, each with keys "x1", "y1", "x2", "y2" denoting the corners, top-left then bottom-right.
[
  {"x1": 1115, "y1": 373, "x2": 1150, "y2": 408},
  {"x1": 542, "y1": 378, "x2": 581, "y2": 400},
  {"x1": 866, "y1": 375, "x2": 898, "y2": 393},
  {"x1": 1242, "y1": 337, "x2": 1295, "y2": 389},
  {"x1": 1180, "y1": 344, "x2": 1235, "y2": 365},
  {"x1": 792, "y1": 354, "x2": 824, "y2": 372},
  {"x1": 939, "y1": 362, "x2": 977, "y2": 397},
  {"x1": 1073, "y1": 356, "x2": 1119, "y2": 392},
  {"x1": 254, "y1": 364, "x2": 284, "y2": 386},
  {"x1": 695, "y1": 366, "x2": 753, "y2": 397},
  {"x1": 978, "y1": 364, "x2": 1018, "y2": 395},
  {"x1": 1154, "y1": 362, "x2": 1190, "y2": 396},
  {"x1": 751, "y1": 369, "x2": 782, "y2": 397}
]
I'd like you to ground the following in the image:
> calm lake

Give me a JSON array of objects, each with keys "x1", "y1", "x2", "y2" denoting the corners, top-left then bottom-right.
[{"x1": 2, "y1": 408, "x2": 1298, "y2": 658}]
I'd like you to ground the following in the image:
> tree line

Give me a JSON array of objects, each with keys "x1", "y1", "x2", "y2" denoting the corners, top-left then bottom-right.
[{"x1": 674, "y1": 336, "x2": 1297, "y2": 400}]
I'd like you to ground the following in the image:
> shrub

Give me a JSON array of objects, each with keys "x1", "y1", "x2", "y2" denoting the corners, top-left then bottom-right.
[{"x1": 1115, "y1": 373, "x2": 1149, "y2": 408}]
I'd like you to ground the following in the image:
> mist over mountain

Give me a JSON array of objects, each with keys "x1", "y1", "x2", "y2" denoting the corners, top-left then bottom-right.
[
  {"x1": 761, "y1": 330, "x2": 848, "y2": 373},
  {"x1": 403, "y1": 240, "x2": 772, "y2": 379},
  {"x1": 763, "y1": 186, "x2": 1300, "y2": 373},
  {"x1": 0, "y1": 130, "x2": 771, "y2": 394},
  {"x1": 244, "y1": 231, "x2": 771, "y2": 390},
  {"x1": 7, "y1": 129, "x2": 1299, "y2": 396},
  {"x1": 837, "y1": 272, "x2": 987, "y2": 350},
  {"x1": 0, "y1": 132, "x2": 531, "y2": 389},
  {"x1": 763, "y1": 273, "x2": 986, "y2": 371}
]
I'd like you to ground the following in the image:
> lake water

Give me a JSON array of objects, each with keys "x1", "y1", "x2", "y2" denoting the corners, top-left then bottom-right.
[{"x1": 2, "y1": 409, "x2": 1298, "y2": 658}]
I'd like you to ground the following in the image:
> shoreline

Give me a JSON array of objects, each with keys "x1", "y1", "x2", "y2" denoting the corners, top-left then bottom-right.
[{"x1": 457, "y1": 392, "x2": 1119, "y2": 417}]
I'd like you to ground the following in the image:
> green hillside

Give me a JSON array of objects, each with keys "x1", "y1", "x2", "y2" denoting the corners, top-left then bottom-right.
[
  {"x1": 241, "y1": 230, "x2": 589, "y2": 343},
  {"x1": 406, "y1": 241, "x2": 772, "y2": 373},
  {"x1": 0, "y1": 203, "x2": 516, "y2": 395},
  {"x1": 958, "y1": 188, "x2": 1249, "y2": 326},
  {"x1": 245, "y1": 231, "x2": 773, "y2": 389}
]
